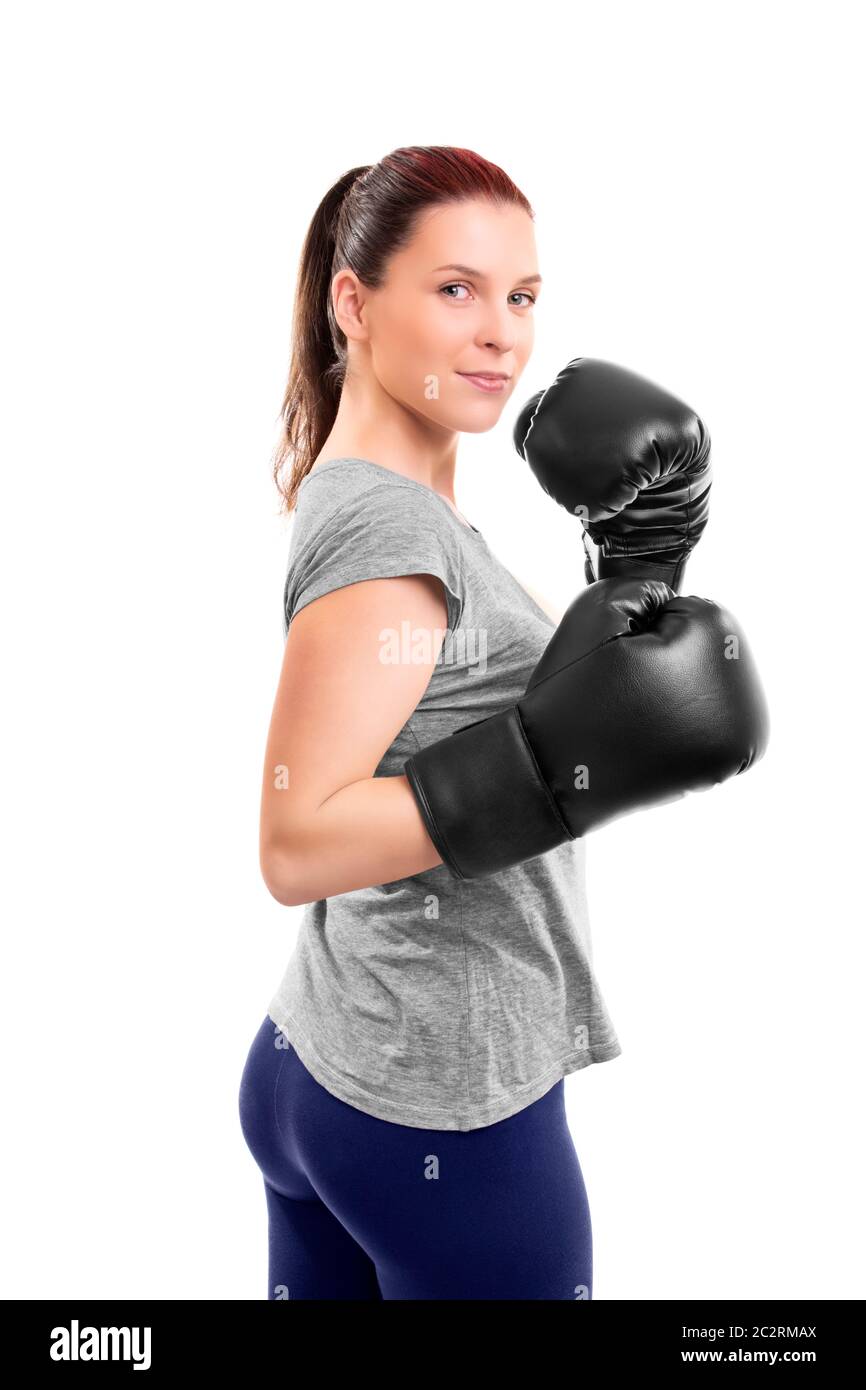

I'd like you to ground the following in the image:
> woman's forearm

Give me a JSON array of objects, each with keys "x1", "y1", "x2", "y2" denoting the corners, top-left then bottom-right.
[{"x1": 262, "y1": 773, "x2": 443, "y2": 906}]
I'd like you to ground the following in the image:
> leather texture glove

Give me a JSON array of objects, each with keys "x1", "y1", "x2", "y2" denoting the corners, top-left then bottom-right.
[
  {"x1": 404, "y1": 577, "x2": 769, "y2": 880},
  {"x1": 513, "y1": 357, "x2": 712, "y2": 593}
]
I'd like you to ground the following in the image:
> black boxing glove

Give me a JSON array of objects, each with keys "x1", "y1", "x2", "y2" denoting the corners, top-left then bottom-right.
[
  {"x1": 513, "y1": 358, "x2": 712, "y2": 592},
  {"x1": 404, "y1": 578, "x2": 769, "y2": 880}
]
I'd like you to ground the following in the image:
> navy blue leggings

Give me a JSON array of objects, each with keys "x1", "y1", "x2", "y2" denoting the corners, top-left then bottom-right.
[{"x1": 238, "y1": 1014, "x2": 593, "y2": 1300}]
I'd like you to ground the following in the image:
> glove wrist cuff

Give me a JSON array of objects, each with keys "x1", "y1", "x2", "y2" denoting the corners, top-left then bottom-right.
[
  {"x1": 404, "y1": 706, "x2": 571, "y2": 880},
  {"x1": 584, "y1": 544, "x2": 687, "y2": 592}
]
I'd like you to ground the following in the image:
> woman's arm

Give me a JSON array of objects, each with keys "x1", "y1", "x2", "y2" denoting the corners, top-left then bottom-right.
[{"x1": 259, "y1": 573, "x2": 450, "y2": 906}]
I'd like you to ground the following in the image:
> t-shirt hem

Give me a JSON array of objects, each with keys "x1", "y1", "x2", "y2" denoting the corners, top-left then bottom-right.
[
  {"x1": 267, "y1": 1004, "x2": 622, "y2": 1133},
  {"x1": 290, "y1": 563, "x2": 464, "y2": 636}
]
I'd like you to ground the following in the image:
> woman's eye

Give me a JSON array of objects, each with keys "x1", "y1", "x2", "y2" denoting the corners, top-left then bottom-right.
[
  {"x1": 440, "y1": 283, "x2": 471, "y2": 300},
  {"x1": 440, "y1": 283, "x2": 536, "y2": 307}
]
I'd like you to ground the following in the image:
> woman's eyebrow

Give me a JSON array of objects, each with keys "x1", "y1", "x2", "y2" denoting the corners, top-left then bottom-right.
[{"x1": 430, "y1": 262, "x2": 543, "y2": 285}]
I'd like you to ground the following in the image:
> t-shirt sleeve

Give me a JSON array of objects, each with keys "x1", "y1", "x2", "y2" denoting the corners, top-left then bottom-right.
[{"x1": 284, "y1": 479, "x2": 465, "y2": 635}]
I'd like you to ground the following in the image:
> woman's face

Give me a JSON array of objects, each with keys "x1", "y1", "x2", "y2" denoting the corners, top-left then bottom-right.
[{"x1": 342, "y1": 198, "x2": 541, "y2": 435}]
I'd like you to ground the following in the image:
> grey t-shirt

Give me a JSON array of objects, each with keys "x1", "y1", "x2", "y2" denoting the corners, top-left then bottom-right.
[{"x1": 267, "y1": 457, "x2": 621, "y2": 1130}]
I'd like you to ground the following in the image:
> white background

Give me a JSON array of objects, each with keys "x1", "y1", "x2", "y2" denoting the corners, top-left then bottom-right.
[{"x1": 2, "y1": 0, "x2": 863, "y2": 1300}]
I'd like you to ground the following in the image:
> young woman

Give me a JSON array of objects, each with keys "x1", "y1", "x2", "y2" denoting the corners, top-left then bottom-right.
[{"x1": 238, "y1": 146, "x2": 620, "y2": 1301}]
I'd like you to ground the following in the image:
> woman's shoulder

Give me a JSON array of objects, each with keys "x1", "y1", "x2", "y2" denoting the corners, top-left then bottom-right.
[
  {"x1": 298, "y1": 457, "x2": 462, "y2": 533},
  {"x1": 301, "y1": 457, "x2": 409, "y2": 503},
  {"x1": 284, "y1": 457, "x2": 467, "y2": 634}
]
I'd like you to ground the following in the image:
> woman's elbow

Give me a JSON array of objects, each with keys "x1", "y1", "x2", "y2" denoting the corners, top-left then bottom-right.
[{"x1": 260, "y1": 840, "x2": 309, "y2": 908}]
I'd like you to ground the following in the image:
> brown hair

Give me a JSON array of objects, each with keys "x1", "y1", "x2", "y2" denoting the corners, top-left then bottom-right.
[{"x1": 271, "y1": 146, "x2": 534, "y2": 513}]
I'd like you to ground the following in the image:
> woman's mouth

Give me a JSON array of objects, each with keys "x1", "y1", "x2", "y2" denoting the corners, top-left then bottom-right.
[{"x1": 456, "y1": 372, "x2": 509, "y2": 394}]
